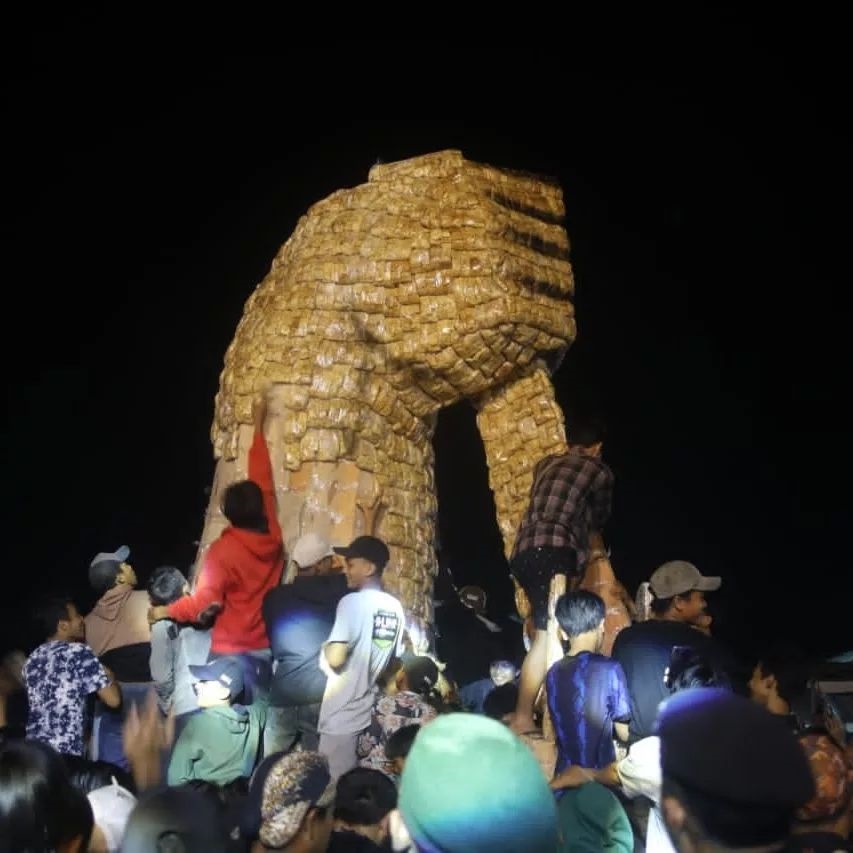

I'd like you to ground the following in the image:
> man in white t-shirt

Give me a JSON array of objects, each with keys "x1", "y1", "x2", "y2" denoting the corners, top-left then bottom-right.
[{"x1": 318, "y1": 535, "x2": 405, "y2": 778}]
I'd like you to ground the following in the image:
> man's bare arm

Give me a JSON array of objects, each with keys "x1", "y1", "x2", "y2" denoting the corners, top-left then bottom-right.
[
  {"x1": 97, "y1": 681, "x2": 122, "y2": 709},
  {"x1": 324, "y1": 642, "x2": 349, "y2": 671}
]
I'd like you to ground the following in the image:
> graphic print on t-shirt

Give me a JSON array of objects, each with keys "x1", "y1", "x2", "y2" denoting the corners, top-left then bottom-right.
[{"x1": 372, "y1": 609, "x2": 401, "y2": 649}]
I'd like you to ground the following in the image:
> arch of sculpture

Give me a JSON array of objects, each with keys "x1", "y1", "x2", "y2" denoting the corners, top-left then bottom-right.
[{"x1": 197, "y1": 149, "x2": 578, "y2": 643}]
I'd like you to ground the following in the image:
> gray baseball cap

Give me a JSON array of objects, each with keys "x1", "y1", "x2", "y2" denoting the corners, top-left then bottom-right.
[
  {"x1": 649, "y1": 560, "x2": 721, "y2": 598},
  {"x1": 90, "y1": 545, "x2": 130, "y2": 568}
]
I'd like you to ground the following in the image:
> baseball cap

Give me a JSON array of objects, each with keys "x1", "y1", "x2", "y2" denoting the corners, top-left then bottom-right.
[
  {"x1": 189, "y1": 656, "x2": 244, "y2": 700},
  {"x1": 259, "y1": 752, "x2": 335, "y2": 848},
  {"x1": 239, "y1": 750, "x2": 288, "y2": 842},
  {"x1": 333, "y1": 535, "x2": 390, "y2": 569},
  {"x1": 291, "y1": 532, "x2": 335, "y2": 568},
  {"x1": 400, "y1": 654, "x2": 439, "y2": 693},
  {"x1": 649, "y1": 560, "x2": 721, "y2": 598},
  {"x1": 90, "y1": 545, "x2": 130, "y2": 568},
  {"x1": 398, "y1": 713, "x2": 559, "y2": 852},
  {"x1": 656, "y1": 688, "x2": 814, "y2": 807},
  {"x1": 795, "y1": 731, "x2": 853, "y2": 821}
]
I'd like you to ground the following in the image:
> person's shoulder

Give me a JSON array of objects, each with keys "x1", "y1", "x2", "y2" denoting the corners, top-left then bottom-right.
[
  {"x1": 596, "y1": 457, "x2": 614, "y2": 478},
  {"x1": 385, "y1": 590, "x2": 405, "y2": 612},
  {"x1": 25, "y1": 642, "x2": 48, "y2": 658},
  {"x1": 547, "y1": 655, "x2": 577, "y2": 684},
  {"x1": 22, "y1": 645, "x2": 45, "y2": 672},
  {"x1": 129, "y1": 589, "x2": 150, "y2": 607},
  {"x1": 594, "y1": 653, "x2": 625, "y2": 671},
  {"x1": 262, "y1": 583, "x2": 290, "y2": 605},
  {"x1": 66, "y1": 642, "x2": 99, "y2": 662},
  {"x1": 363, "y1": 587, "x2": 402, "y2": 607},
  {"x1": 612, "y1": 621, "x2": 644, "y2": 644}
]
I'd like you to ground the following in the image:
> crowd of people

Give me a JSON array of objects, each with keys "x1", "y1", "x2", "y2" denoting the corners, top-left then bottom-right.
[{"x1": 1, "y1": 396, "x2": 850, "y2": 852}]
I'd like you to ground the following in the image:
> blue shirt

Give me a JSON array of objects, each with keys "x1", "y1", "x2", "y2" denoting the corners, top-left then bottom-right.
[{"x1": 546, "y1": 651, "x2": 630, "y2": 774}]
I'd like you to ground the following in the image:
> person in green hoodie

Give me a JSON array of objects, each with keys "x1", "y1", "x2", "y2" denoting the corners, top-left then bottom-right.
[{"x1": 167, "y1": 655, "x2": 266, "y2": 786}]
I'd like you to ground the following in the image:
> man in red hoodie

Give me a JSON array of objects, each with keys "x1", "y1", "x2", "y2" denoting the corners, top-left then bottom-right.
[{"x1": 149, "y1": 391, "x2": 285, "y2": 700}]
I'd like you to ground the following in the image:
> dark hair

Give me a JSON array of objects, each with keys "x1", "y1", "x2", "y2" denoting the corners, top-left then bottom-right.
[
  {"x1": 385, "y1": 724, "x2": 420, "y2": 762},
  {"x1": 554, "y1": 590, "x2": 605, "y2": 638},
  {"x1": 33, "y1": 598, "x2": 73, "y2": 639},
  {"x1": 334, "y1": 767, "x2": 397, "y2": 826},
  {"x1": 662, "y1": 775, "x2": 794, "y2": 847},
  {"x1": 148, "y1": 566, "x2": 188, "y2": 606},
  {"x1": 666, "y1": 647, "x2": 727, "y2": 692},
  {"x1": 0, "y1": 739, "x2": 89, "y2": 853},
  {"x1": 89, "y1": 559, "x2": 122, "y2": 594},
  {"x1": 566, "y1": 412, "x2": 607, "y2": 447},
  {"x1": 121, "y1": 787, "x2": 229, "y2": 853},
  {"x1": 63, "y1": 754, "x2": 136, "y2": 796},
  {"x1": 483, "y1": 682, "x2": 519, "y2": 720},
  {"x1": 650, "y1": 594, "x2": 674, "y2": 616},
  {"x1": 757, "y1": 652, "x2": 809, "y2": 707},
  {"x1": 650, "y1": 591, "x2": 698, "y2": 617},
  {"x1": 221, "y1": 480, "x2": 267, "y2": 531}
]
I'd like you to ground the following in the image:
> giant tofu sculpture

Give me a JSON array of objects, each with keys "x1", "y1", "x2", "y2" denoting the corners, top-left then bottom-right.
[{"x1": 199, "y1": 150, "x2": 577, "y2": 640}]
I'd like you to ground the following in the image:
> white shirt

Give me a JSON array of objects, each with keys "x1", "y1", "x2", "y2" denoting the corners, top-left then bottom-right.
[
  {"x1": 318, "y1": 588, "x2": 405, "y2": 735},
  {"x1": 617, "y1": 735, "x2": 675, "y2": 853}
]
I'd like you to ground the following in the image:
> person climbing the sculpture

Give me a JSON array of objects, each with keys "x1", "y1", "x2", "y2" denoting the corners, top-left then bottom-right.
[
  {"x1": 508, "y1": 413, "x2": 614, "y2": 734},
  {"x1": 148, "y1": 389, "x2": 285, "y2": 701}
]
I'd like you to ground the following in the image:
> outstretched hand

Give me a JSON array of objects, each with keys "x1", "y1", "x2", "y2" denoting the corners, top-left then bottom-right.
[
  {"x1": 196, "y1": 602, "x2": 223, "y2": 629},
  {"x1": 251, "y1": 389, "x2": 270, "y2": 431},
  {"x1": 550, "y1": 764, "x2": 594, "y2": 790},
  {"x1": 147, "y1": 606, "x2": 170, "y2": 625},
  {"x1": 123, "y1": 689, "x2": 174, "y2": 791}
]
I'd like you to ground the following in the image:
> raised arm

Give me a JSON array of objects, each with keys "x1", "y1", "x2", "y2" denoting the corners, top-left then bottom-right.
[{"x1": 249, "y1": 391, "x2": 282, "y2": 543}]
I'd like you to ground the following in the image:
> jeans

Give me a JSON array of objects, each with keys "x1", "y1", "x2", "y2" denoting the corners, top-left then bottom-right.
[
  {"x1": 91, "y1": 682, "x2": 152, "y2": 771},
  {"x1": 264, "y1": 703, "x2": 321, "y2": 756}
]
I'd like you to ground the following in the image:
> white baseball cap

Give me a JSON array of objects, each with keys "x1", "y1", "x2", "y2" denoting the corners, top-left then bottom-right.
[{"x1": 290, "y1": 533, "x2": 334, "y2": 569}]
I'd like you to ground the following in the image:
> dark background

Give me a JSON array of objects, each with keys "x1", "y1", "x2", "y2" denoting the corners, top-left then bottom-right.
[{"x1": 2, "y1": 25, "x2": 850, "y2": 662}]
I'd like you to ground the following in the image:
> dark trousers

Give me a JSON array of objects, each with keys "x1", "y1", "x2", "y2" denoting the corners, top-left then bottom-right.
[{"x1": 264, "y1": 703, "x2": 321, "y2": 756}]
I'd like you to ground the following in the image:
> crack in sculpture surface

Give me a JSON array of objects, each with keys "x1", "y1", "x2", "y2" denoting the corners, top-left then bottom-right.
[{"x1": 197, "y1": 150, "x2": 576, "y2": 640}]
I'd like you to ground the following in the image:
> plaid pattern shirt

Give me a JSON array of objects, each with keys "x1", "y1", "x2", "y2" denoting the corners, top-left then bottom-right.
[{"x1": 512, "y1": 450, "x2": 613, "y2": 566}]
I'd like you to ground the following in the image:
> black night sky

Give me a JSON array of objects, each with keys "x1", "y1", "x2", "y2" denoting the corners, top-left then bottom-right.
[{"x1": 3, "y1": 28, "x2": 850, "y2": 662}]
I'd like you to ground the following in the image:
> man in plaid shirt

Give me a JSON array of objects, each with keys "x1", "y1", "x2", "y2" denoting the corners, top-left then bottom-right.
[{"x1": 509, "y1": 417, "x2": 613, "y2": 733}]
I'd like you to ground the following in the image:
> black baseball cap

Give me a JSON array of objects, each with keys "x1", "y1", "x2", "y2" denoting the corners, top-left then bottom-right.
[{"x1": 333, "y1": 535, "x2": 390, "y2": 569}]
